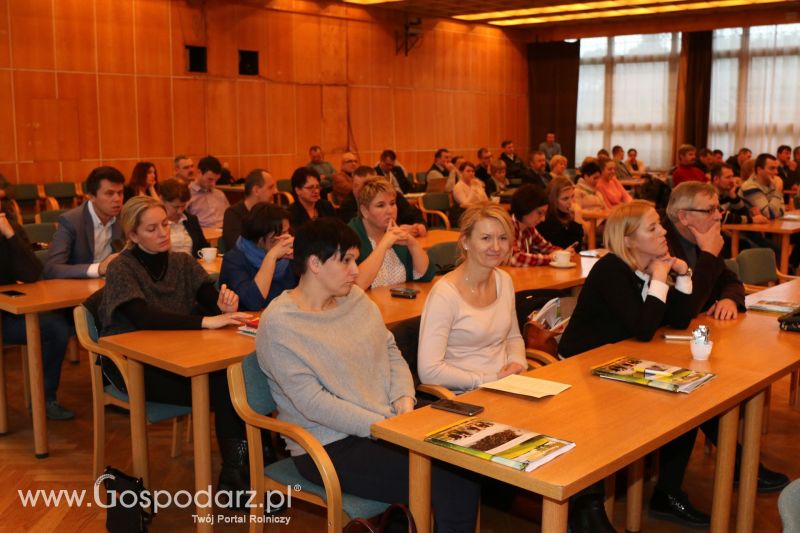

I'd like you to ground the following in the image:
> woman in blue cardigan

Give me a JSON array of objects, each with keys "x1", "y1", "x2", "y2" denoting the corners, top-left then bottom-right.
[
  {"x1": 348, "y1": 178, "x2": 435, "y2": 289},
  {"x1": 219, "y1": 203, "x2": 298, "y2": 311}
]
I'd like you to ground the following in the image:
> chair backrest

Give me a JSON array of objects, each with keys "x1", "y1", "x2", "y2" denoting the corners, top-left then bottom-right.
[
  {"x1": 40, "y1": 208, "x2": 69, "y2": 224},
  {"x1": 22, "y1": 222, "x2": 57, "y2": 244},
  {"x1": 427, "y1": 241, "x2": 458, "y2": 274},
  {"x1": 415, "y1": 172, "x2": 427, "y2": 185},
  {"x1": 44, "y1": 182, "x2": 77, "y2": 199},
  {"x1": 779, "y1": 478, "x2": 800, "y2": 533},
  {"x1": 277, "y1": 179, "x2": 292, "y2": 194},
  {"x1": 13, "y1": 183, "x2": 39, "y2": 201},
  {"x1": 241, "y1": 354, "x2": 277, "y2": 416},
  {"x1": 422, "y1": 192, "x2": 450, "y2": 211},
  {"x1": 736, "y1": 247, "x2": 778, "y2": 286},
  {"x1": 425, "y1": 178, "x2": 446, "y2": 193}
]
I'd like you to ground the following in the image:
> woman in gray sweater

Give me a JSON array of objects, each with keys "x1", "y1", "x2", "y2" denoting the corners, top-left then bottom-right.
[{"x1": 257, "y1": 218, "x2": 479, "y2": 532}]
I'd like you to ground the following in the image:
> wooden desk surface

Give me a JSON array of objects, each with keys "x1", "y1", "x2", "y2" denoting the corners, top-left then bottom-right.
[
  {"x1": 415, "y1": 229, "x2": 459, "y2": 250},
  {"x1": 200, "y1": 256, "x2": 222, "y2": 275},
  {"x1": 372, "y1": 312, "x2": 800, "y2": 501},
  {"x1": 0, "y1": 279, "x2": 103, "y2": 314},
  {"x1": 745, "y1": 278, "x2": 800, "y2": 305},
  {"x1": 99, "y1": 327, "x2": 255, "y2": 377},
  {"x1": 201, "y1": 227, "x2": 222, "y2": 243},
  {"x1": 723, "y1": 219, "x2": 800, "y2": 234}
]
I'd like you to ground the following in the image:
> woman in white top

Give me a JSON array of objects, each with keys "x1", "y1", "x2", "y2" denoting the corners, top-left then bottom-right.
[
  {"x1": 452, "y1": 161, "x2": 488, "y2": 208},
  {"x1": 418, "y1": 204, "x2": 526, "y2": 391},
  {"x1": 348, "y1": 178, "x2": 435, "y2": 289},
  {"x1": 158, "y1": 177, "x2": 210, "y2": 257}
]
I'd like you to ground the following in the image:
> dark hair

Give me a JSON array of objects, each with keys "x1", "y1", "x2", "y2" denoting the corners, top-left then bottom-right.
[
  {"x1": 754, "y1": 153, "x2": 776, "y2": 171},
  {"x1": 738, "y1": 147, "x2": 752, "y2": 155},
  {"x1": 309, "y1": 145, "x2": 322, "y2": 154},
  {"x1": 510, "y1": 184, "x2": 548, "y2": 219},
  {"x1": 244, "y1": 168, "x2": 267, "y2": 196},
  {"x1": 477, "y1": 147, "x2": 489, "y2": 159},
  {"x1": 627, "y1": 148, "x2": 637, "y2": 156},
  {"x1": 158, "y1": 178, "x2": 190, "y2": 202},
  {"x1": 380, "y1": 149, "x2": 397, "y2": 161},
  {"x1": 709, "y1": 163, "x2": 732, "y2": 180},
  {"x1": 128, "y1": 162, "x2": 157, "y2": 194},
  {"x1": 0, "y1": 174, "x2": 16, "y2": 219},
  {"x1": 354, "y1": 165, "x2": 376, "y2": 178},
  {"x1": 501, "y1": 140, "x2": 513, "y2": 148},
  {"x1": 434, "y1": 148, "x2": 449, "y2": 160},
  {"x1": 241, "y1": 203, "x2": 289, "y2": 242},
  {"x1": 777, "y1": 145, "x2": 791, "y2": 155},
  {"x1": 85, "y1": 166, "x2": 125, "y2": 196},
  {"x1": 580, "y1": 161, "x2": 601, "y2": 177},
  {"x1": 597, "y1": 149, "x2": 610, "y2": 158},
  {"x1": 198, "y1": 155, "x2": 222, "y2": 175},
  {"x1": 459, "y1": 161, "x2": 476, "y2": 172},
  {"x1": 713, "y1": 149, "x2": 723, "y2": 157},
  {"x1": 290, "y1": 166, "x2": 320, "y2": 191},
  {"x1": 698, "y1": 148, "x2": 712, "y2": 157},
  {"x1": 612, "y1": 145, "x2": 623, "y2": 155},
  {"x1": 291, "y1": 218, "x2": 361, "y2": 276},
  {"x1": 451, "y1": 155, "x2": 463, "y2": 167}
]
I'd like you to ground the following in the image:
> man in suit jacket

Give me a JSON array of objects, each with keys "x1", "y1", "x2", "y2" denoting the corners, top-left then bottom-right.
[{"x1": 44, "y1": 166, "x2": 124, "y2": 279}]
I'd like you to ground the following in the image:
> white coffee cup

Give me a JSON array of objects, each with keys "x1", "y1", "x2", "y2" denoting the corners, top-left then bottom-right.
[
  {"x1": 553, "y1": 250, "x2": 571, "y2": 266},
  {"x1": 690, "y1": 340, "x2": 712, "y2": 361},
  {"x1": 198, "y1": 247, "x2": 218, "y2": 263}
]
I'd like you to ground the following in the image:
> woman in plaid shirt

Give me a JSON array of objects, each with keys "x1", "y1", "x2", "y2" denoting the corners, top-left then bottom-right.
[{"x1": 508, "y1": 185, "x2": 567, "y2": 266}]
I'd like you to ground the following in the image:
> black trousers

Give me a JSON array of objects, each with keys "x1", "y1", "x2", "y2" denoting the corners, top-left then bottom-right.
[{"x1": 293, "y1": 436, "x2": 480, "y2": 533}]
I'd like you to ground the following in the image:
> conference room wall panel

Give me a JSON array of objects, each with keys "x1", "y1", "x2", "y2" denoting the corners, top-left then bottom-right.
[{"x1": 0, "y1": 0, "x2": 528, "y2": 185}]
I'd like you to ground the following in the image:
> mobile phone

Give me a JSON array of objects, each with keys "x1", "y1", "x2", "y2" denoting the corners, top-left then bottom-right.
[
  {"x1": 663, "y1": 333, "x2": 693, "y2": 341},
  {"x1": 0, "y1": 289, "x2": 26, "y2": 297},
  {"x1": 431, "y1": 399, "x2": 484, "y2": 416},
  {"x1": 579, "y1": 250, "x2": 599, "y2": 257},
  {"x1": 390, "y1": 287, "x2": 419, "y2": 299}
]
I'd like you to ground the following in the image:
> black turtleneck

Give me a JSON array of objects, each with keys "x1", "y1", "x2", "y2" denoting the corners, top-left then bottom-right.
[{"x1": 116, "y1": 246, "x2": 221, "y2": 330}]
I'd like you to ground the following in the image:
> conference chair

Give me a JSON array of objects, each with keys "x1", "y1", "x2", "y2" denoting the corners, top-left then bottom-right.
[
  {"x1": 43, "y1": 182, "x2": 81, "y2": 209},
  {"x1": 419, "y1": 192, "x2": 451, "y2": 230},
  {"x1": 426, "y1": 241, "x2": 457, "y2": 275},
  {"x1": 227, "y1": 354, "x2": 390, "y2": 533},
  {"x1": 274, "y1": 180, "x2": 294, "y2": 206},
  {"x1": 73, "y1": 306, "x2": 191, "y2": 484},
  {"x1": 22, "y1": 223, "x2": 57, "y2": 246},
  {"x1": 39, "y1": 208, "x2": 69, "y2": 224},
  {"x1": 12, "y1": 183, "x2": 43, "y2": 223}
]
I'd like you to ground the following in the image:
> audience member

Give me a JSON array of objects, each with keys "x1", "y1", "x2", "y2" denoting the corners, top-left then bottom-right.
[
  {"x1": 45, "y1": 166, "x2": 124, "y2": 279},
  {"x1": 306, "y1": 145, "x2": 336, "y2": 178},
  {"x1": 287, "y1": 167, "x2": 335, "y2": 228},
  {"x1": 158, "y1": 178, "x2": 209, "y2": 256},
  {"x1": 574, "y1": 160, "x2": 609, "y2": 238},
  {"x1": 475, "y1": 147, "x2": 493, "y2": 185},
  {"x1": 173, "y1": 154, "x2": 195, "y2": 182},
  {"x1": 625, "y1": 148, "x2": 646, "y2": 177},
  {"x1": 124, "y1": 162, "x2": 159, "y2": 203},
  {"x1": 220, "y1": 203, "x2": 297, "y2": 311},
  {"x1": 485, "y1": 159, "x2": 510, "y2": 196},
  {"x1": 330, "y1": 152, "x2": 359, "y2": 206},
  {"x1": 741, "y1": 153, "x2": 783, "y2": 219},
  {"x1": 710, "y1": 164, "x2": 766, "y2": 225},
  {"x1": 508, "y1": 184, "x2": 564, "y2": 267},
  {"x1": 426, "y1": 148, "x2": 454, "y2": 189},
  {"x1": 349, "y1": 178, "x2": 434, "y2": 289},
  {"x1": 257, "y1": 218, "x2": 480, "y2": 532},
  {"x1": 671, "y1": 144, "x2": 707, "y2": 186},
  {"x1": 451, "y1": 161, "x2": 488, "y2": 225},
  {"x1": 500, "y1": 140, "x2": 525, "y2": 181},
  {"x1": 538, "y1": 132, "x2": 562, "y2": 160},
  {"x1": 612, "y1": 145, "x2": 632, "y2": 180},
  {"x1": 1, "y1": 206, "x2": 73, "y2": 419},
  {"x1": 777, "y1": 145, "x2": 797, "y2": 189},
  {"x1": 91, "y1": 196, "x2": 251, "y2": 498},
  {"x1": 523, "y1": 150, "x2": 550, "y2": 188},
  {"x1": 596, "y1": 157, "x2": 633, "y2": 207},
  {"x1": 695, "y1": 148, "x2": 715, "y2": 174},
  {"x1": 375, "y1": 149, "x2": 412, "y2": 194},
  {"x1": 418, "y1": 204, "x2": 525, "y2": 391},
  {"x1": 186, "y1": 155, "x2": 229, "y2": 229},
  {"x1": 222, "y1": 169, "x2": 276, "y2": 250},
  {"x1": 549, "y1": 154, "x2": 568, "y2": 181},
  {"x1": 538, "y1": 177, "x2": 584, "y2": 250},
  {"x1": 726, "y1": 147, "x2": 752, "y2": 177},
  {"x1": 445, "y1": 155, "x2": 463, "y2": 192}
]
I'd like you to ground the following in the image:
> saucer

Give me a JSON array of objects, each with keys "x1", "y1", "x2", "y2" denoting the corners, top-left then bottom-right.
[{"x1": 549, "y1": 261, "x2": 576, "y2": 268}]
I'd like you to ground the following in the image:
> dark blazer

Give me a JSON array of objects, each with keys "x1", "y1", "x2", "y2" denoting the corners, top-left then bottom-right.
[
  {"x1": 287, "y1": 199, "x2": 336, "y2": 229},
  {"x1": 661, "y1": 214, "x2": 746, "y2": 314},
  {"x1": 44, "y1": 203, "x2": 123, "y2": 279},
  {"x1": 559, "y1": 253, "x2": 693, "y2": 357},
  {"x1": 375, "y1": 165, "x2": 412, "y2": 194},
  {"x1": 183, "y1": 212, "x2": 210, "y2": 257},
  {"x1": 0, "y1": 221, "x2": 41, "y2": 284},
  {"x1": 222, "y1": 200, "x2": 249, "y2": 251}
]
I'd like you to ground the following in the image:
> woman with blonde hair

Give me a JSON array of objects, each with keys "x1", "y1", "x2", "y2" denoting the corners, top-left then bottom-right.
[
  {"x1": 418, "y1": 204, "x2": 526, "y2": 391},
  {"x1": 549, "y1": 154, "x2": 568, "y2": 181},
  {"x1": 349, "y1": 178, "x2": 435, "y2": 289},
  {"x1": 558, "y1": 200, "x2": 705, "y2": 532}
]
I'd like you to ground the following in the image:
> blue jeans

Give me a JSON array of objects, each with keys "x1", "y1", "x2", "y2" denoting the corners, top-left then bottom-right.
[{"x1": 2, "y1": 311, "x2": 71, "y2": 402}]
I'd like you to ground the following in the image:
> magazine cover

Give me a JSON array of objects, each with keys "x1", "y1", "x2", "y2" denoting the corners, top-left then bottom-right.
[{"x1": 592, "y1": 356, "x2": 715, "y2": 393}]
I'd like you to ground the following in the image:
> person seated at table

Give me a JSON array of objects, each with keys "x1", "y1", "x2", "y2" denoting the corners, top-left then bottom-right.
[
  {"x1": 219, "y1": 203, "x2": 297, "y2": 312},
  {"x1": 741, "y1": 153, "x2": 783, "y2": 220},
  {"x1": 549, "y1": 154, "x2": 568, "y2": 182},
  {"x1": 485, "y1": 159, "x2": 510, "y2": 197},
  {"x1": 337, "y1": 166, "x2": 427, "y2": 236},
  {"x1": 123, "y1": 161, "x2": 159, "y2": 203},
  {"x1": 349, "y1": 178, "x2": 435, "y2": 289},
  {"x1": 418, "y1": 204, "x2": 526, "y2": 392},
  {"x1": 91, "y1": 196, "x2": 252, "y2": 498},
  {"x1": 45, "y1": 166, "x2": 124, "y2": 279},
  {"x1": 257, "y1": 218, "x2": 480, "y2": 532},
  {"x1": 158, "y1": 178, "x2": 209, "y2": 257},
  {"x1": 559, "y1": 200, "x2": 705, "y2": 530},
  {"x1": 450, "y1": 161, "x2": 488, "y2": 225},
  {"x1": 222, "y1": 168, "x2": 277, "y2": 251},
  {"x1": 596, "y1": 156, "x2": 633, "y2": 208},
  {"x1": 186, "y1": 155, "x2": 229, "y2": 229},
  {"x1": 672, "y1": 144, "x2": 707, "y2": 186},
  {"x1": 0, "y1": 203, "x2": 73, "y2": 420},
  {"x1": 625, "y1": 148, "x2": 646, "y2": 177},
  {"x1": 287, "y1": 167, "x2": 335, "y2": 229},
  {"x1": 537, "y1": 177, "x2": 584, "y2": 251},
  {"x1": 508, "y1": 185, "x2": 566, "y2": 267},
  {"x1": 574, "y1": 161, "x2": 609, "y2": 234}
]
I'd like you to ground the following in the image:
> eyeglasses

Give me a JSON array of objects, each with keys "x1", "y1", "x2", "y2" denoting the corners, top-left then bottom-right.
[
  {"x1": 302, "y1": 185, "x2": 321, "y2": 191},
  {"x1": 683, "y1": 205, "x2": 723, "y2": 215},
  {"x1": 343, "y1": 159, "x2": 358, "y2": 164}
]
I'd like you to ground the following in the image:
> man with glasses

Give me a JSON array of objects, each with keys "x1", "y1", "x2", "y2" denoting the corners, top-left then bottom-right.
[{"x1": 475, "y1": 147, "x2": 492, "y2": 186}]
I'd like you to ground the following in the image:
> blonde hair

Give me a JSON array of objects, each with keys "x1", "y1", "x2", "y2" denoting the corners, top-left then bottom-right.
[
  {"x1": 456, "y1": 204, "x2": 514, "y2": 265},
  {"x1": 120, "y1": 196, "x2": 166, "y2": 249},
  {"x1": 550, "y1": 154, "x2": 567, "y2": 170},
  {"x1": 356, "y1": 178, "x2": 396, "y2": 214},
  {"x1": 604, "y1": 199, "x2": 656, "y2": 271},
  {"x1": 490, "y1": 159, "x2": 506, "y2": 176}
]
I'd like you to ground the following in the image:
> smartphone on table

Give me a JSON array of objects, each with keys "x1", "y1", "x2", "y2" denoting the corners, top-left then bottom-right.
[
  {"x1": 390, "y1": 287, "x2": 419, "y2": 299},
  {"x1": 431, "y1": 399, "x2": 484, "y2": 416}
]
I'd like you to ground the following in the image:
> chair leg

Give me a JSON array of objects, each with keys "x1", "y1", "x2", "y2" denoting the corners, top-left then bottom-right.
[
  {"x1": 603, "y1": 474, "x2": 615, "y2": 521},
  {"x1": 20, "y1": 347, "x2": 31, "y2": 409},
  {"x1": 762, "y1": 385, "x2": 771, "y2": 434},
  {"x1": 185, "y1": 414, "x2": 192, "y2": 444},
  {"x1": 789, "y1": 370, "x2": 799, "y2": 409},
  {"x1": 171, "y1": 417, "x2": 184, "y2": 458},
  {"x1": 92, "y1": 396, "x2": 106, "y2": 480},
  {"x1": 67, "y1": 336, "x2": 79, "y2": 364}
]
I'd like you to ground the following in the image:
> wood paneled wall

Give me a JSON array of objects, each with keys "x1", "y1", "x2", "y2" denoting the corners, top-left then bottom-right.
[{"x1": 0, "y1": 0, "x2": 529, "y2": 185}]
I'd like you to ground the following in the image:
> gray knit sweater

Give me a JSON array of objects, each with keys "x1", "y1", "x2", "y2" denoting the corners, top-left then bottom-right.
[{"x1": 257, "y1": 286, "x2": 416, "y2": 456}]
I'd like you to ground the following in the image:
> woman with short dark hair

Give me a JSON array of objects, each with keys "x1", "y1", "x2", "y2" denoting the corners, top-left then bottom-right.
[
  {"x1": 287, "y1": 167, "x2": 335, "y2": 228},
  {"x1": 507, "y1": 184, "x2": 566, "y2": 266},
  {"x1": 158, "y1": 177, "x2": 209, "y2": 256}
]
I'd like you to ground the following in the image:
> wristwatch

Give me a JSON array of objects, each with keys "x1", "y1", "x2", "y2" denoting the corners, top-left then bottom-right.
[{"x1": 681, "y1": 267, "x2": 693, "y2": 278}]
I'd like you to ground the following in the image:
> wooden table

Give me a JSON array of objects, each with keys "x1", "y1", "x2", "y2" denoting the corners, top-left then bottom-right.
[
  {"x1": 201, "y1": 227, "x2": 222, "y2": 246},
  {"x1": 415, "y1": 229, "x2": 459, "y2": 250},
  {"x1": 580, "y1": 210, "x2": 608, "y2": 249},
  {"x1": 373, "y1": 310, "x2": 800, "y2": 533},
  {"x1": 0, "y1": 279, "x2": 103, "y2": 457},
  {"x1": 199, "y1": 256, "x2": 222, "y2": 276},
  {"x1": 99, "y1": 328, "x2": 256, "y2": 532},
  {"x1": 619, "y1": 178, "x2": 645, "y2": 189},
  {"x1": 723, "y1": 219, "x2": 800, "y2": 274},
  {"x1": 368, "y1": 258, "x2": 597, "y2": 325}
]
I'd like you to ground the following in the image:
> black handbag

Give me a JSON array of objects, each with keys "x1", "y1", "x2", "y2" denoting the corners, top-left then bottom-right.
[
  {"x1": 102, "y1": 466, "x2": 154, "y2": 533},
  {"x1": 778, "y1": 309, "x2": 800, "y2": 332}
]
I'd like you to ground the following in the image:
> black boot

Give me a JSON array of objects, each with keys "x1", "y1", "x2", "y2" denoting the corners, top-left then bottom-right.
[
  {"x1": 217, "y1": 438, "x2": 251, "y2": 511},
  {"x1": 649, "y1": 488, "x2": 709, "y2": 528},
  {"x1": 568, "y1": 493, "x2": 617, "y2": 533}
]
